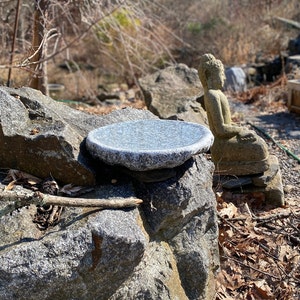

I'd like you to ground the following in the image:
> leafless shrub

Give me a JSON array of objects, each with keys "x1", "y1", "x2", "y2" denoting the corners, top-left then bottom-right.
[{"x1": 0, "y1": 0, "x2": 179, "y2": 99}]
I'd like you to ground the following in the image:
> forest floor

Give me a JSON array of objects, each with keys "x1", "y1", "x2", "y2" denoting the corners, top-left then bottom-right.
[
  {"x1": 76, "y1": 78, "x2": 300, "y2": 300},
  {"x1": 216, "y1": 82, "x2": 300, "y2": 300}
]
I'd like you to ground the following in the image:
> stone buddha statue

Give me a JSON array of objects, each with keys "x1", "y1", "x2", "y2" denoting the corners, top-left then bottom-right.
[{"x1": 198, "y1": 54, "x2": 270, "y2": 175}]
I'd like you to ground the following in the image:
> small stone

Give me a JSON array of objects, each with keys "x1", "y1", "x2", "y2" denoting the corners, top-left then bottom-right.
[
  {"x1": 221, "y1": 176, "x2": 252, "y2": 189},
  {"x1": 123, "y1": 168, "x2": 177, "y2": 183},
  {"x1": 224, "y1": 67, "x2": 247, "y2": 92},
  {"x1": 284, "y1": 184, "x2": 295, "y2": 193}
]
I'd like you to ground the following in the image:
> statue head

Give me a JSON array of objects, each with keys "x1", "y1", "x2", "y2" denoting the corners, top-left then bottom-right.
[{"x1": 198, "y1": 54, "x2": 225, "y2": 90}]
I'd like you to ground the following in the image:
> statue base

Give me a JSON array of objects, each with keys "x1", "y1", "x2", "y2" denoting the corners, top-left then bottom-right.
[
  {"x1": 214, "y1": 155, "x2": 284, "y2": 207},
  {"x1": 213, "y1": 157, "x2": 270, "y2": 176}
]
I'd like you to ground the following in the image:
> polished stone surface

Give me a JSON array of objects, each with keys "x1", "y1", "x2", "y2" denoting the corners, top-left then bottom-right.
[{"x1": 86, "y1": 119, "x2": 213, "y2": 171}]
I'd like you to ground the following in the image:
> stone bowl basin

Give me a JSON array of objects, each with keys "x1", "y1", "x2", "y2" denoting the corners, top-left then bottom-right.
[{"x1": 86, "y1": 119, "x2": 213, "y2": 171}]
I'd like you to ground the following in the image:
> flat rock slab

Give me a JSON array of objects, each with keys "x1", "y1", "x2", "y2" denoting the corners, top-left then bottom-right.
[{"x1": 86, "y1": 119, "x2": 213, "y2": 171}]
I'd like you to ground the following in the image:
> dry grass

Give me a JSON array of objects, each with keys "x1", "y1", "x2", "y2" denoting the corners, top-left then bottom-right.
[{"x1": 163, "y1": 0, "x2": 300, "y2": 66}]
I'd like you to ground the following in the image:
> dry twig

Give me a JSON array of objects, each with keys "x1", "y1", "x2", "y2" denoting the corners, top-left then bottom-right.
[
  {"x1": 221, "y1": 255, "x2": 282, "y2": 281},
  {"x1": 0, "y1": 189, "x2": 142, "y2": 218},
  {"x1": 226, "y1": 210, "x2": 300, "y2": 223}
]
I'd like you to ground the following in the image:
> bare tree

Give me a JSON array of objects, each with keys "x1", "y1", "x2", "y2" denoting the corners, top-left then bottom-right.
[
  {"x1": 28, "y1": 0, "x2": 49, "y2": 94},
  {"x1": 2, "y1": 0, "x2": 179, "y2": 97},
  {"x1": 7, "y1": 0, "x2": 22, "y2": 87}
]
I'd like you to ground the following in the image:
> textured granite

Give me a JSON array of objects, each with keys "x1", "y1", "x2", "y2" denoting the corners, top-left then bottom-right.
[{"x1": 86, "y1": 119, "x2": 213, "y2": 171}]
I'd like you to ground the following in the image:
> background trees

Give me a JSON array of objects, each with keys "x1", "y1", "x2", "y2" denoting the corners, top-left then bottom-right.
[{"x1": 0, "y1": 0, "x2": 299, "y2": 100}]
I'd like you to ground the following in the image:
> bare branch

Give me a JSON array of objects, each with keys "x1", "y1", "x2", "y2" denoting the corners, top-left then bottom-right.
[
  {"x1": 221, "y1": 255, "x2": 282, "y2": 281},
  {"x1": 226, "y1": 210, "x2": 300, "y2": 223},
  {"x1": 0, "y1": 2, "x2": 124, "y2": 70},
  {"x1": 0, "y1": 189, "x2": 143, "y2": 218}
]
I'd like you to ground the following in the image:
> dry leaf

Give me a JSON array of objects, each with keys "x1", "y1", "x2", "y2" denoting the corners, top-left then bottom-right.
[
  {"x1": 252, "y1": 280, "x2": 275, "y2": 299},
  {"x1": 4, "y1": 180, "x2": 16, "y2": 191},
  {"x1": 60, "y1": 183, "x2": 93, "y2": 196},
  {"x1": 219, "y1": 227, "x2": 234, "y2": 244},
  {"x1": 219, "y1": 202, "x2": 238, "y2": 218},
  {"x1": 3, "y1": 169, "x2": 42, "y2": 185}
]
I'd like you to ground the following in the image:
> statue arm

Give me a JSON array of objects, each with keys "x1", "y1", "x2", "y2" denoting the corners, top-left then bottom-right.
[
  {"x1": 207, "y1": 93, "x2": 241, "y2": 138},
  {"x1": 221, "y1": 124, "x2": 242, "y2": 138}
]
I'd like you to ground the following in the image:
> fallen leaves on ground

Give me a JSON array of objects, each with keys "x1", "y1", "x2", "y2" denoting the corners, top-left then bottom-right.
[
  {"x1": 1, "y1": 169, "x2": 94, "y2": 230},
  {"x1": 216, "y1": 191, "x2": 300, "y2": 300},
  {"x1": 2, "y1": 169, "x2": 42, "y2": 190},
  {"x1": 235, "y1": 75, "x2": 288, "y2": 106}
]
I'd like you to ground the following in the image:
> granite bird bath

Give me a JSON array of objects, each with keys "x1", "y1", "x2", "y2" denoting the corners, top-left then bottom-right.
[{"x1": 86, "y1": 119, "x2": 213, "y2": 171}]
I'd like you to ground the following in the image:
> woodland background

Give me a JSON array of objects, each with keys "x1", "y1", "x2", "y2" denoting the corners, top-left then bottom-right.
[{"x1": 0, "y1": 0, "x2": 300, "y2": 101}]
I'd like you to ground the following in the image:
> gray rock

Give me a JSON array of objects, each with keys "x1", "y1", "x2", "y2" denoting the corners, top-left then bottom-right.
[
  {"x1": 0, "y1": 87, "x2": 95, "y2": 185},
  {"x1": 251, "y1": 154, "x2": 280, "y2": 187},
  {"x1": 112, "y1": 155, "x2": 219, "y2": 300},
  {"x1": 139, "y1": 64, "x2": 207, "y2": 125},
  {"x1": 86, "y1": 119, "x2": 213, "y2": 171},
  {"x1": 110, "y1": 241, "x2": 189, "y2": 300},
  {"x1": 170, "y1": 211, "x2": 219, "y2": 300},
  {"x1": 0, "y1": 189, "x2": 43, "y2": 247},
  {"x1": 0, "y1": 155, "x2": 219, "y2": 300},
  {"x1": 134, "y1": 155, "x2": 217, "y2": 239},
  {"x1": 0, "y1": 184, "x2": 147, "y2": 300},
  {"x1": 264, "y1": 168, "x2": 284, "y2": 206},
  {"x1": 0, "y1": 86, "x2": 156, "y2": 185},
  {"x1": 224, "y1": 67, "x2": 247, "y2": 92},
  {"x1": 128, "y1": 153, "x2": 219, "y2": 300},
  {"x1": 215, "y1": 155, "x2": 284, "y2": 206},
  {"x1": 0, "y1": 88, "x2": 219, "y2": 300}
]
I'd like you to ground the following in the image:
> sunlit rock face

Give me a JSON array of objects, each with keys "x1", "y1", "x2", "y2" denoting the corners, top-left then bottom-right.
[{"x1": 0, "y1": 86, "x2": 219, "y2": 300}]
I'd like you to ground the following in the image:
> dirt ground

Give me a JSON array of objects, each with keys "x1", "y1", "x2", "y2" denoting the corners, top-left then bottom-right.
[{"x1": 216, "y1": 84, "x2": 300, "y2": 300}]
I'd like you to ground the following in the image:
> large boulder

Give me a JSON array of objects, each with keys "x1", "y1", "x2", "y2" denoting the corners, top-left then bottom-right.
[
  {"x1": 139, "y1": 64, "x2": 207, "y2": 125},
  {"x1": 134, "y1": 155, "x2": 219, "y2": 300},
  {"x1": 0, "y1": 87, "x2": 219, "y2": 299},
  {"x1": 0, "y1": 183, "x2": 148, "y2": 300},
  {"x1": 0, "y1": 86, "x2": 155, "y2": 185}
]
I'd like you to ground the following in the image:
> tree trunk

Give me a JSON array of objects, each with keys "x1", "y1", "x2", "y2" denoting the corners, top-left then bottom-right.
[
  {"x1": 29, "y1": 0, "x2": 49, "y2": 95},
  {"x1": 7, "y1": 0, "x2": 22, "y2": 87}
]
